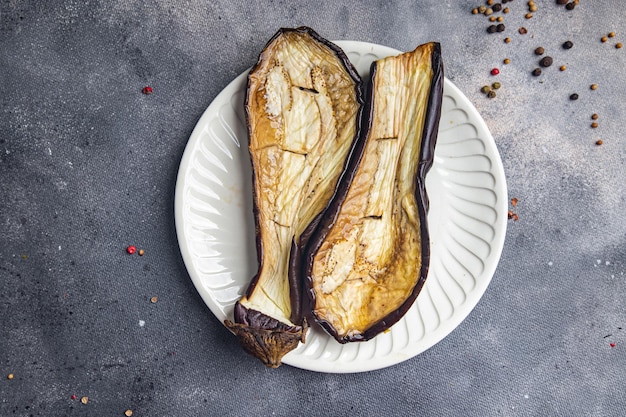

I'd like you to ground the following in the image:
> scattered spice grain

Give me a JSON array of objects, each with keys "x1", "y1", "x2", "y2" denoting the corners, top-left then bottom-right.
[
  {"x1": 493, "y1": 3, "x2": 502, "y2": 12},
  {"x1": 497, "y1": 16, "x2": 504, "y2": 22},
  {"x1": 81, "y1": 397, "x2": 89, "y2": 405},
  {"x1": 127, "y1": 245, "x2": 137, "y2": 255},
  {"x1": 562, "y1": 40, "x2": 573, "y2": 49},
  {"x1": 556, "y1": 0, "x2": 568, "y2": 4},
  {"x1": 519, "y1": 27, "x2": 528, "y2": 34},
  {"x1": 540, "y1": 56, "x2": 553, "y2": 67},
  {"x1": 559, "y1": 65, "x2": 567, "y2": 71},
  {"x1": 142, "y1": 86, "x2": 153, "y2": 95},
  {"x1": 492, "y1": 82, "x2": 502, "y2": 89},
  {"x1": 532, "y1": 68, "x2": 542, "y2": 76},
  {"x1": 71, "y1": 395, "x2": 77, "y2": 401},
  {"x1": 489, "y1": 16, "x2": 496, "y2": 22},
  {"x1": 491, "y1": 67, "x2": 500, "y2": 75},
  {"x1": 504, "y1": 37, "x2": 511, "y2": 43},
  {"x1": 525, "y1": 13, "x2": 533, "y2": 19},
  {"x1": 487, "y1": 90, "x2": 497, "y2": 98},
  {"x1": 610, "y1": 342, "x2": 616, "y2": 347},
  {"x1": 591, "y1": 122, "x2": 598, "y2": 128},
  {"x1": 151, "y1": 296, "x2": 158, "y2": 303},
  {"x1": 125, "y1": 410, "x2": 134, "y2": 417},
  {"x1": 7, "y1": 373, "x2": 14, "y2": 380},
  {"x1": 565, "y1": 2, "x2": 575, "y2": 10},
  {"x1": 591, "y1": 113, "x2": 599, "y2": 120},
  {"x1": 529, "y1": 4, "x2": 537, "y2": 12},
  {"x1": 497, "y1": 23, "x2": 505, "y2": 32},
  {"x1": 485, "y1": 7, "x2": 494, "y2": 15},
  {"x1": 503, "y1": 58, "x2": 511, "y2": 64},
  {"x1": 488, "y1": 25, "x2": 498, "y2": 33},
  {"x1": 138, "y1": 249, "x2": 145, "y2": 256},
  {"x1": 601, "y1": 36, "x2": 608, "y2": 43},
  {"x1": 481, "y1": 85, "x2": 491, "y2": 94},
  {"x1": 535, "y1": 46, "x2": 545, "y2": 55},
  {"x1": 478, "y1": 5, "x2": 487, "y2": 13},
  {"x1": 569, "y1": 93, "x2": 579, "y2": 100},
  {"x1": 487, "y1": 0, "x2": 494, "y2": 5},
  {"x1": 609, "y1": 31, "x2": 616, "y2": 38},
  {"x1": 511, "y1": 197, "x2": 519, "y2": 206},
  {"x1": 617, "y1": 43, "x2": 623, "y2": 49},
  {"x1": 503, "y1": 7, "x2": 510, "y2": 13},
  {"x1": 512, "y1": 213, "x2": 519, "y2": 221},
  {"x1": 596, "y1": 140, "x2": 603, "y2": 145},
  {"x1": 472, "y1": 8, "x2": 479, "y2": 14},
  {"x1": 590, "y1": 84, "x2": 598, "y2": 90}
]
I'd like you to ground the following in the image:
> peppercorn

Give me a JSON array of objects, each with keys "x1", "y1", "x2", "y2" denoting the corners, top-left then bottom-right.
[
  {"x1": 570, "y1": 93, "x2": 579, "y2": 100},
  {"x1": 540, "y1": 56, "x2": 553, "y2": 67},
  {"x1": 125, "y1": 410, "x2": 134, "y2": 417},
  {"x1": 562, "y1": 40, "x2": 573, "y2": 49},
  {"x1": 559, "y1": 65, "x2": 567, "y2": 71},
  {"x1": 496, "y1": 23, "x2": 505, "y2": 32},
  {"x1": 519, "y1": 27, "x2": 528, "y2": 34},
  {"x1": 481, "y1": 85, "x2": 491, "y2": 94},
  {"x1": 493, "y1": 3, "x2": 502, "y2": 12},
  {"x1": 492, "y1": 82, "x2": 502, "y2": 89},
  {"x1": 504, "y1": 37, "x2": 511, "y2": 43},
  {"x1": 7, "y1": 373, "x2": 14, "y2": 380},
  {"x1": 487, "y1": 0, "x2": 494, "y2": 5},
  {"x1": 532, "y1": 68, "x2": 542, "y2": 76},
  {"x1": 487, "y1": 25, "x2": 498, "y2": 33},
  {"x1": 497, "y1": 16, "x2": 504, "y2": 22},
  {"x1": 609, "y1": 32, "x2": 616, "y2": 38},
  {"x1": 590, "y1": 84, "x2": 598, "y2": 90},
  {"x1": 485, "y1": 7, "x2": 494, "y2": 15},
  {"x1": 557, "y1": 0, "x2": 568, "y2": 4},
  {"x1": 525, "y1": 13, "x2": 533, "y2": 19},
  {"x1": 565, "y1": 2, "x2": 575, "y2": 10},
  {"x1": 479, "y1": 5, "x2": 487, "y2": 13},
  {"x1": 602, "y1": 36, "x2": 608, "y2": 43},
  {"x1": 81, "y1": 397, "x2": 89, "y2": 405},
  {"x1": 151, "y1": 296, "x2": 158, "y2": 303},
  {"x1": 142, "y1": 86, "x2": 153, "y2": 95},
  {"x1": 528, "y1": 0, "x2": 534, "y2": 5},
  {"x1": 591, "y1": 122, "x2": 598, "y2": 128},
  {"x1": 503, "y1": 7, "x2": 510, "y2": 13},
  {"x1": 472, "y1": 8, "x2": 479, "y2": 14},
  {"x1": 617, "y1": 43, "x2": 623, "y2": 49},
  {"x1": 138, "y1": 249, "x2": 145, "y2": 256},
  {"x1": 491, "y1": 68, "x2": 500, "y2": 75},
  {"x1": 503, "y1": 58, "x2": 511, "y2": 64},
  {"x1": 591, "y1": 114, "x2": 599, "y2": 120},
  {"x1": 489, "y1": 16, "x2": 496, "y2": 22},
  {"x1": 596, "y1": 140, "x2": 603, "y2": 145},
  {"x1": 529, "y1": 4, "x2": 537, "y2": 11},
  {"x1": 127, "y1": 245, "x2": 137, "y2": 255},
  {"x1": 487, "y1": 90, "x2": 497, "y2": 98},
  {"x1": 535, "y1": 46, "x2": 545, "y2": 55}
]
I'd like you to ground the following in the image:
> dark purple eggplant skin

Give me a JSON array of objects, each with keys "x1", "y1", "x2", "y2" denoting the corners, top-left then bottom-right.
[
  {"x1": 225, "y1": 27, "x2": 364, "y2": 366},
  {"x1": 302, "y1": 43, "x2": 444, "y2": 343}
]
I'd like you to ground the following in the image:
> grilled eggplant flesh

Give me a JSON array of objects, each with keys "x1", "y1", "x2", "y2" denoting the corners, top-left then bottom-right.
[
  {"x1": 304, "y1": 42, "x2": 443, "y2": 343},
  {"x1": 225, "y1": 27, "x2": 362, "y2": 367}
]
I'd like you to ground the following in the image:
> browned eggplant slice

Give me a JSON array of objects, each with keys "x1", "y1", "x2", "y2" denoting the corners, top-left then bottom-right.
[
  {"x1": 303, "y1": 42, "x2": 443, "y2": 343},
  {"x1": 224, "y1": 27, "x2": 363, "y2": 367}
]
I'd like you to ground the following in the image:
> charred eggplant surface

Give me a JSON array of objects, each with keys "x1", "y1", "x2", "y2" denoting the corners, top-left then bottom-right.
[
  {"x1": 305, "y1": 42, "x2": 443, "y2": 343},
  {"x1": 225, "y1": 27, "x2": 362, "y2": 367}
]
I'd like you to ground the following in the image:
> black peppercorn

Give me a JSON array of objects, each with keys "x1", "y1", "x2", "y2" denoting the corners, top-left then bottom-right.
[
  {"x1": 487, "y1": 25, "x2": 498, "y2": 34},
  {"x1": 535, "y1": 47, "x2": 545, "y2": 55},
  {"x1": 556, "y1": 0, "x2": 568, "y2": 4},
  {"x1": 565, "y1": 2, "x2": 575, "y2": 10},
  {"x1": 497, "y1": 24, "x2": 505, "y2": 32},
  {"x1": 532, "y1": 68, "x2": 542, "y2": 76},
  {"x1": 493, "y1": 3, "x2": 502, "y2": 12},
  {"x1": 540, "y1": 56, "x2": 553, "y2": 67},
  {"x1": 570, "y1": 93, "x2": 579, "y2": 100},
  {"x1": 562, "y1": 41, "x2": 573, "y2": 49}
]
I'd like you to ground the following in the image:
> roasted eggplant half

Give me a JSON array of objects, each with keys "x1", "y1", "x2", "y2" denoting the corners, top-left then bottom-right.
[
  {"x1": 224, "y1": 27, "x2": 363, "y2": 367},
  {"x1": 303, "y1": 42, "x2": 443, "y2": 343}
]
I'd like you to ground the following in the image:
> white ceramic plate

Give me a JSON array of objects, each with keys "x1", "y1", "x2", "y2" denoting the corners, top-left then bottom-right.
[{"x1": 175, "y1": 41, "x2": 507, "y2": 373}]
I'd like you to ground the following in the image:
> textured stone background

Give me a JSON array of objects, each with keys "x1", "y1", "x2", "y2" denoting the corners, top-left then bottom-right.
[{"x1": 1, "y1": 1, "x2": 625, "y2": 416}]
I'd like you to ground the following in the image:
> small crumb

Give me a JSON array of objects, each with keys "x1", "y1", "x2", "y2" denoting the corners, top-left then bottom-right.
[
  {"x1": 71, "y1": 394, "x2": 77, "y2": 401},
  {"x1": 150, "y1": 296, "x2": 158, "y2": 304},
  {"x1": 139, "y1": 320, "x2": 146, "y2": 327},
  {"x1": 503, "y1": 7, "x2": 510, "y2": 13},
  {"x1": 7, "y1": 373, "x2": 14, "y2": 380},
  {"x1": 142, "y1": 86, "x2": 153, "y2": 95},
  {"x1": 81, "y1": 396, "x2": 89, "y2": 405},
  {"x1": 507, "y1": 210, "x2": 514, "y2": 219},
  {"x1": 512, "y1": 213, "x2": 519, "y2": 221},
  {"x1": 548, "y1": 261, "x2": 553, "y2": 266},
  {"x1": 511, "y1": 197, "x2": 518, "y2": 206},
  {"x1": 519, "y1": 27, "x2": 528, "y2": 35},
  {"x1": 125, "y1": 410, "x2": 133, "y2": 417},
  {"x1": 610, "y1": 342, "x2": 616, "y2": 348}
]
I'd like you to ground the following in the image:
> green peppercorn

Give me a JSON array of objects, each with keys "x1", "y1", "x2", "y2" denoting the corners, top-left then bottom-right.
[
  {"x1": 487, "y1": 90, "x2": 497, "y2": 98},
  {"x1": 492, "y1": 82, "x2": 502, "y2": 89},
  {"x1": 481, "y1": 85, "x2": 491, "y2": 94}
]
